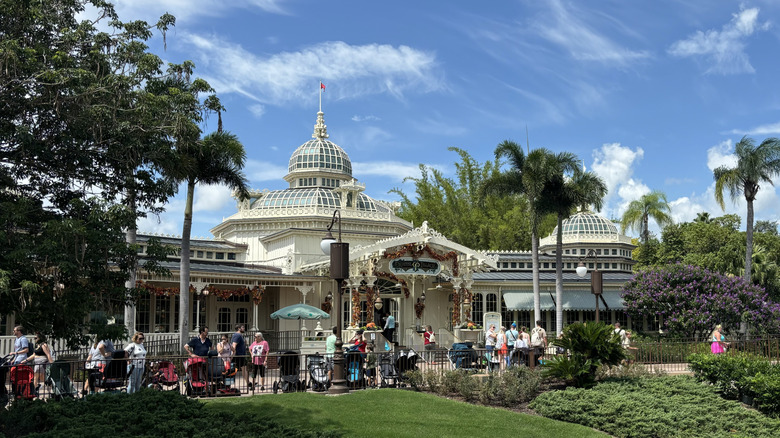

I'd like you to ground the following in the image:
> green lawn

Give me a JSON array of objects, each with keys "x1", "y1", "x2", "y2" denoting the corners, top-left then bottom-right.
[{"x1": 204, "y1": 389, "x2": 608, "y2": 438}]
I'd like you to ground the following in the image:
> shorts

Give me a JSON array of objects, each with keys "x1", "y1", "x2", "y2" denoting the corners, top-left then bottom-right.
[
  {"x1": 252, "y1": 363, "x2": 266, "y2": 378},
  {"x1": 326, "y1": 357, "x2": 334, "y2": 371},
  {"x1": 233, "y1": 356, "x2": 246, "y2": 369},
  {"x1": 33, "y1": 356, "x2": 49, "y2": 374},
  {"x1": 365, "y1": 368, "x2": 375, "y2": 378}
]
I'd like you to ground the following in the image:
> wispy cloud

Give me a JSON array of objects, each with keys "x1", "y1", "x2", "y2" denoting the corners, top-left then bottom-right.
[
  {"x1": 106, "y1": 0, "x2": 288, "y2": 25},
  {"x1": 248, "y1": 104, "x2": 266, "y2": 119},
  {"x1": 727, "y1": 121, "x2": 780, "y2": 136},
  {"x1": 352, "y1": 115, "x2": 380, "y2": 122},
  {"x1": 181, "y1": 35, "x2": 443, "y2": 106},
  {"x1": 353, "y1": 161, "x2": 439, "y2": 182},
  {"x1": 668, "y1": 6, "x2": 769, "y2": 75},
  {"x1": 245, "y1": 159, "x2": 288, "y2": 182},
  {"x1": 533, "y1": 0, "x2": 650, "y2": 66}
]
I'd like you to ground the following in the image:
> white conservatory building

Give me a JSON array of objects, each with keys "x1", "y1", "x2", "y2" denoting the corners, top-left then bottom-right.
[{"x1": 0, "y1": 109, "x2": 641, "y2": 347}]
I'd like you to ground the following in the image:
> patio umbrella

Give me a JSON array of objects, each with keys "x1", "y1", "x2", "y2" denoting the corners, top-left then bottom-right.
[{"x1": 271, "y1": 303, "x2": 330, "y2": 320}]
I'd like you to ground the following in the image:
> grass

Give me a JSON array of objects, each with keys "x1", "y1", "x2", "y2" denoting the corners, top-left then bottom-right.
[{"x1": 203, "y1": 389, "x2": 608, "y2": 438}]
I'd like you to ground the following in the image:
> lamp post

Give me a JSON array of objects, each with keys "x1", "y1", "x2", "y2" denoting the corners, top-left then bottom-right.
[
  {"x1": 321, "y1": 210, "x2": 349, "y2": 394},
  {"x1": 576, "y1": 249, "x2": 603, "y2": 323},
  {"x1": 195, "y1": 285, "x2": 209, "y2": 330}
]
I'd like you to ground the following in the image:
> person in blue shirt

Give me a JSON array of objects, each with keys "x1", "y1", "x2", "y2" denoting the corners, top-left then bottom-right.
[
  {"x1": 383, "y1": 313, "x2": 396, "y2": 345},
  {"x1": 10, "y1": 326, "x2": 30, "y2": 364},
  {"x1": 231, "y1": 324, "x2": 248, "y2": 387},
  {"x1": 185, "y1": 326, "x2": 212, "y2": 357}
]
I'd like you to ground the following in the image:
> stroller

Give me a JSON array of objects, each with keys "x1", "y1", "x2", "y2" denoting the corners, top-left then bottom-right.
[
  {"x1": 184, "y1": 357, "x2": 209, "y2": 397},
  {"x1": 395, "y1": 348, "x2": 418, "y2": 387},
  {"x1": 46, "y1": 360, "x2": 77, "y2": 400},
  {"x1": 144, "y1": 360, "x2": 179, "y2": 391},
  {"x1": 377, "y1": 353, "x2": 398, "y2": 388},
  {"x1": 306, "y1": 354, "x2": 329, "y2": 392},
  {"x1": 94, "y1": 350, "x2": 128, "y2": 392},
  {"x1": 272, "y1": 351, "x2": 304, "y2": 394},
  {"x1": 345, "y1": 347, "x2": 365, "y2": 389},
  {"x1": 10, "y1": 363, "x2": 36, "y2": 401},
  {"x1": 448, "y1": 342, "x2": 479, "y2": 371},
  {"x1": 510, "y1": 347, "x2": 529, "y2": 367},
  {"x1": 208, "y1": 353, "x2": 239, "y2": 396}
]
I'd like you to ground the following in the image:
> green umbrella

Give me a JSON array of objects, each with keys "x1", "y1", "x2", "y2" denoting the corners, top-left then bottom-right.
[{"x1": 270, "y1": 303, "x2": 329, "y2": 320}]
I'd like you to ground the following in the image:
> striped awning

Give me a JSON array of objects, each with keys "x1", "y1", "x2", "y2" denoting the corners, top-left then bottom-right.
[{"x1": 502, "y1": 290, "x2": 625, "y2": 311}]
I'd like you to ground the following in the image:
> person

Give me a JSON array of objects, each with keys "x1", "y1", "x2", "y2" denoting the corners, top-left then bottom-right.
[
  {"x1": 506, "y1": 323, "x2": 519, "y2": 365},
  {"x1": 515, "y1": 327, "x2": 529, "y2": 366},
  {"x1": 365, "y1": 343, "x2": 377, "y2": 387},
  {"x1": 249, "y1": 332, "x2": 269, "y2": 391},
  {"x1": 383, "y1": 312, "x2": 396, "y2": 345},
  {"x1": 495, "y1": 327, "x2": 508, "y2": 371},
  {"x1": 623, "y1": 330, "x2": 638, "y2": 364},
  {"x1": 423, "y1": 325, "x2": 436, "y2": 363},
  {"x1": 520, "y1": 326, "x2": 531, "y2": 349},
  {"x1": 217, "y1": 334, "x2": 233, "y2": 368},
  {"x1": 124, "y1": 332, "x2": 147, "y2": 394},
  {"x1": 185, "y1": 326, "x2": 212, "y2": 358},
  {"x1": 530, "y1": 320, "x2": 547, "y2": 366},
  {"x1": 9, "y1": 326, "x2": 30, "y2": 365},
  {"x1": 23, "y1": 332, "x2": 54, "y2": 393},
  {"x1": 485, "y1": 324, "x2": 497, "y2": 355},
  {"x1": 231, "y1": 324, "x2": 248, "y2": 387},
  {"x1": 325, "y1": 326, "x2": 337, "y2": 381},
  {"x1": 711, "y1": 324, "x2": 727, "y2": 354},
  {"x1": 614, "y1": 322, "x2": 627, "y2": 345},
  {"x1": 84, "y1": 337, "x2": 114, "y2": 395},
  {"x1": 351, "y1": 329, "x2": 366, "y2": 353}
]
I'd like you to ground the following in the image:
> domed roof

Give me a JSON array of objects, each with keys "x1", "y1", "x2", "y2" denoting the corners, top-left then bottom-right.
[
  {"x1": 288, "y1": 138, "x2": 352, "y2": 177},
  {"x1": 554, "y1": 211, "x2": 619, "y2": 237},
  {"x1": 251, "y1": 188, "x2": 386, "y2": 212}
]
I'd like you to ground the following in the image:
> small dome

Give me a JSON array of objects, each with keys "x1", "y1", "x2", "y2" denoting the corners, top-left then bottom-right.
[
  {"x1": 288, "y1": 138, "x2": 352, "y2": 177},
  {"x1": 252, "y1": 188, "x2": 384, "y2": 212},
  {"x1": 554, "y1": 211, "x2": 619, "y2": 237}
]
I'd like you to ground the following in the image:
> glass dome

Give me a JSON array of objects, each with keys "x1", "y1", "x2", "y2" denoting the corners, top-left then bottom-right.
[
  {"x1": 288, "y1": 139, "x2": 352, "y2": 177},
  {"x1": 554, "y1": 211, "x2": 619, "y2": 237},
  {"x1": 252, "y1": 188, "x2": 385, "y2": 212}
]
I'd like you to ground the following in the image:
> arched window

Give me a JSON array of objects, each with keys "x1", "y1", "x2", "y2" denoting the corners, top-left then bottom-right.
[
  {"x1": 486, "y1": 293, "x2": 497, "y2": 313},
  {"x1": 472, "y1": 293, "x2": 484, "y2": 326}
]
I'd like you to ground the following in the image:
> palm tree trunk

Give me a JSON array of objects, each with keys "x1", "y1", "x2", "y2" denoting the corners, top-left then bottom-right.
[
  {"x1": 531, "y1": 230, "x2": 541, "y2": 324},
  {"x1": 555, "y1": 213, "x2": 564, "y2": 335},
  {"x1": 178, "y1": 178, "x2": 195, "y2": 348},
  {"x1": 642, "y1": 214, "x2": 649, "y2": 244},
  {"x1": 124, "y1": 183, "x2": 137, "y2": 337},
  {"x1": 745, "y1": 199, "x2": 754, "y2": 284}
]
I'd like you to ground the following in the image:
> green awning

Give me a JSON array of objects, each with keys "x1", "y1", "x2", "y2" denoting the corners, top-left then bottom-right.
[{"x1": 502, "y1": 290, "x2": 624, "y2": 311}]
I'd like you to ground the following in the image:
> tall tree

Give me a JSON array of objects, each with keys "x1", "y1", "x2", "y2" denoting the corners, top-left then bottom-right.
[
  {"x1": 482, "y1": 141, "x2": 560, "y2": 323},
  {"x1": 0, "y1": 0, "x2": 183, "y2": 346},
  {"x1": 538, "y1": 162, "x2": 608, "y2": 334},
  {"x1": 175, "y1": 102, "x2": 250, "y2": 347},
  {"x1": 714, "y1": 136, "x2": 780, "y2": 284},
  {"x1": 620, "y1": 190, "x2": 673, "y2": 244}
]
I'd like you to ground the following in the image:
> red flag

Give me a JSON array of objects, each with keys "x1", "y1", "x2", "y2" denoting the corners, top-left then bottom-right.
[{"x1": 320, "y1": 82, "x2": 326, "y2": 90}]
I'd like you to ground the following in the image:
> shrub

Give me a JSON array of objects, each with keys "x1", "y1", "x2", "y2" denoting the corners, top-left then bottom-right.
[
  {"x1": 544, "y1": 322, "x2": 624, "y2": 388},
  {"x1": 0, "y1": 389, "x2": 336, "y2": 438},
  {"x1": 423, "y1": 370, "x2": 442, "y2": 394},
  {"x1": 530, "y1": 376, "x2": 780, "y2": 438},
  {"x1": 440, "y1": 369, "x2": 468, "y2": 395},
  {"x1": 688, "y1": 352, "x2": 772, "y2": 399},
  {"x1": 746, "y1": 369, "x2": 780, "y2": 417},
  {"x1": 404, "y1": 369, "x2": 424, "y2": 391},
  {"x1": 457, "y1": 372, "x2": 479, "y2": 401}
]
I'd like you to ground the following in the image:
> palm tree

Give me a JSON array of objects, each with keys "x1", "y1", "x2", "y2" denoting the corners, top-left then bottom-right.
[
  {"x1": 620, "y1": 191, "x2": 673, "y2": 244},
  {"x1": 176, "y1": 128, "x2": 250, "y2": 347},
  {"x1": 482, "y1": 141, "x2": 557, "y2": 323},
  {"x1": 714, "y1": 136, "x2": 780, "y2": 284},
  {"x1": 538, "y1": 160, "x2": 607, "y2": 334},
  {"x1": 694, "y1": 211, "x2": 713, "y2": 224}
]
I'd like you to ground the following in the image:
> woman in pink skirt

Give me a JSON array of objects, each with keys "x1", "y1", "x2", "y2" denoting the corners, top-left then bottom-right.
[{"x1": 710, "y1": 324, "x2": 726, "y2": 354}]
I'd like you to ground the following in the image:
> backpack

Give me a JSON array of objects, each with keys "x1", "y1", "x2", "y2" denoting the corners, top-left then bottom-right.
[{"x1": 530, "y1": 328, "x2": 543, "y2": 347}]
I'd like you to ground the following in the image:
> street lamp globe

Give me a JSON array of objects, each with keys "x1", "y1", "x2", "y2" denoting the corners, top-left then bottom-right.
[
  {"x1": 320, "y1": 231, "x2": 336, "y2": 255},
  {"x1": 576, "y1": 262, "x2": 588, "y2": 278},
  {"x1": 374, "y1": 295, "x2": 383, "y2": 310}
]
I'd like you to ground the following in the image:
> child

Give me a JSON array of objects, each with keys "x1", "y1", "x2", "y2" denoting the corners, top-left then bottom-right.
[{"x1": 365, "y1": 343, "x2": 377, "y2": 387}]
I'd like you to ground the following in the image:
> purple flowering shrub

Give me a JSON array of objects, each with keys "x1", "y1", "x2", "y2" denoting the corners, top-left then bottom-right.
[{"x1": 622, "y1": 263, "x2": 780, "y2": 338}]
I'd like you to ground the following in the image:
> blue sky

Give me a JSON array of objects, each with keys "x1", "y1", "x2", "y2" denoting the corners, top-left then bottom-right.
[{"x1": 100, "y1": 1, "x2": 780, "y2": 240}]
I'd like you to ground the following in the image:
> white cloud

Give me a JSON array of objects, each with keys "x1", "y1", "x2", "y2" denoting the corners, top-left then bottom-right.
[
  {"x1": 591, "y1": 142, "x2": 645, "y2": 208},
  {"x1": 353, "y1": 161, "x2": 436, "y2": 182},
  {"x1": 534, "y1": 0, "x2": 649, "y2": 66},
  {"x1": 727, "y1": 121, "x2": 780, "y2": 136},
  {"x1": 181, "y1": 36, "x2": 443, "y2": 105},
  {"x1": 109, "y1": 0, "x2": 287, "y2": 24},
  {"x1": 248, "y1": 104, "x2": 266, "y2": 119},
  {"x1": 352, "y1": 115, "x2": 380, "y2": 122},
  {"x1": 245, "y1": 159, "x2": 288, "y2": 182},
  {"x1": 192, "y1": 184, "x2": 235, "y2": 212},
  {"x1": 668, "y1": 7, "x2": 769, "y2": 74},
  {"x1": 706, "y1": 140, "x2": 736, "y2": 171}
]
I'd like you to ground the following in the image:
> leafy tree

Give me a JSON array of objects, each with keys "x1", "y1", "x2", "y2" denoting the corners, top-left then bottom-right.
[
  {"x1": 544, "y1": 322, "x2": 625, "y2": 388},
  {"x1": 392, "y1": 147, "x2": 546, "y2": 251},
  {"x1": 622, "y1": 264, "x2": 780, "y2": 338},
  {"x1": 694, "y1": 212, "x2": 714, "y2": 223},
  {"x1": 755, "y1": 220, "x2": 779, "y2": 236},
  {"x1": 0, "y1": 0, "x2": 186, "y2": 346},
  {"x1": 620, "y1": 190, "x2": 673, "y2": 244},
  {"x1": 714, "y1": 136, "x2": 780, "y2": 284}
]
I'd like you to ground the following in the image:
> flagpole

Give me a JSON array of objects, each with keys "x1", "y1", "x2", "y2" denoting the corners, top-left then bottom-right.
[{"x1": 319, "y1": 81, "x2": 322, "y2": 113}]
